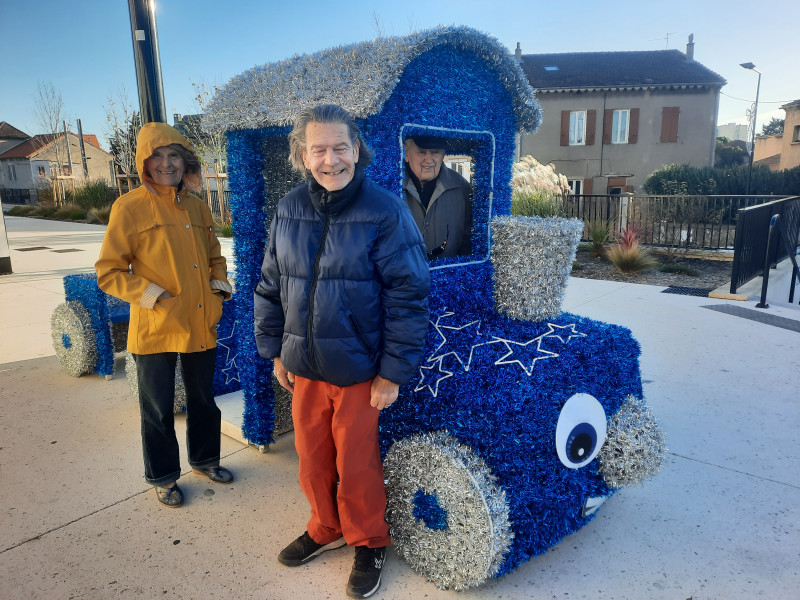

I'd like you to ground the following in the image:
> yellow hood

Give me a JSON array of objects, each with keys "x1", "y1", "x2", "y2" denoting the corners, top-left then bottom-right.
[{"x1": 135, "y1": 122, "x2": 195, "y2": 187}]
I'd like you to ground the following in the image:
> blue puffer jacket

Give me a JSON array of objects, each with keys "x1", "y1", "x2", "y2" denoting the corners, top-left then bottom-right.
[{"x1": 254, "y1": 168, "x2": 430, "y2": 387}]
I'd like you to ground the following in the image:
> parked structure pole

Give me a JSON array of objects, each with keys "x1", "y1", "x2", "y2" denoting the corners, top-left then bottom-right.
[
  {"x1": 127, "y1": 0, "x2": 167, "y2": 124},
  {"x1": 740, "y1": 62, "x2": 761, "y2": 196}
]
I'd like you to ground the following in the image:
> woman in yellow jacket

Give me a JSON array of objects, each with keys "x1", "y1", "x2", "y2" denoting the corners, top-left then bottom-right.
[{"x1": 96, "y1": 122, "x2": 233, "y2": 507}]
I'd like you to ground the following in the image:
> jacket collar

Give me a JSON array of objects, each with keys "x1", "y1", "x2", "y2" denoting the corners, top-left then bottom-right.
[{"x1": 308, "y1": 167, "x2": 365, "y2": 216}]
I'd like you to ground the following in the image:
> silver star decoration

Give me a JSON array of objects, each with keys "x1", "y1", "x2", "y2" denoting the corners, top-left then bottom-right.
[
  {"x1": 542, "y1": 323, "x2": 586, "y2": 344},
  {"x1": 217, "y1": 322, "x2": 240, "y2": 385},
  {"x1": 493, "y1": 335, "x2": 559, "y2": 376},
  {"x1": 414, "y1": 355, "x2": 454, "y2": 398}
]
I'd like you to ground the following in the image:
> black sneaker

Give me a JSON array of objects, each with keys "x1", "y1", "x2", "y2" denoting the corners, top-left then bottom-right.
[
  {"x1": 277, "y1": 531, "x2": 346, "y2": 567},
  {"x1": 346, "y1": 546, "x2": 386, "y2": 599}
]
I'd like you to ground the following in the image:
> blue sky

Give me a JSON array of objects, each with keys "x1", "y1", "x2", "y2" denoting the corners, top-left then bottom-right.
[{"x1": 1, "y1": 0, "x2": 797, "y2": 150}]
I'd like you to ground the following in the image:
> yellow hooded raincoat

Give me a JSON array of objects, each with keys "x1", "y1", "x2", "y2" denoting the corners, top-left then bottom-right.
[{"x1": 95, "y1": 123, "x2": 231, "y2": 355}]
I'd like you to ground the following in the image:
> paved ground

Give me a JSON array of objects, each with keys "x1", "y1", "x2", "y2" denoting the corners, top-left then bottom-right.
[{"x1": 1, "y1": 215, "x2": 798, "y2": 600}]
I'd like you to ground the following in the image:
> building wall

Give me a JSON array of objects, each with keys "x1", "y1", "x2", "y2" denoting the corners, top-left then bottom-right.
[
  {"x1": 519, "y1": 87, "x2": 720, "y2": 192},
  {"x1": 779, "y1": 105, "x2": 800, "y2": 170},
  {"x1": 30, "y1": 132, "x2": 113, "y2": 185},
  {"x1": 753, "y1": 134, "x2": 782, "y2": 161},
  {"x1": 716, "y1": 122, "x2": 749, "y2": 141}
]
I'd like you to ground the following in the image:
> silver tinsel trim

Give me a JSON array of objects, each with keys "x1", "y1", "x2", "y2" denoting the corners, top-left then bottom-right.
[
  {"x1": 204, "y1": 25, "x2": 541, "y2": 133},
  {"x1": 384, "y1": 431, "x2": 512, "y2": 591},
  {"x1": 125, "y1": 352, "x2": 187, "y2": 414},
  {"x1": 51, "y1": 301, "x2": 97, "y2": 377},
  {"x1": 599, "y1": 395, "x2": 667, "y2": 488},
  {"x1": 491, "y1": 216, "x2": 584, "y2": 322}
]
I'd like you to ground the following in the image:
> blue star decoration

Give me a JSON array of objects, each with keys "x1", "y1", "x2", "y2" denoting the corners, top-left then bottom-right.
[
  {"x1": 216, "y1": 322, "x2": 240, "y2": 385},
  {"x1": 415, "y1": 311, "x2": 588, "y2": 397}
]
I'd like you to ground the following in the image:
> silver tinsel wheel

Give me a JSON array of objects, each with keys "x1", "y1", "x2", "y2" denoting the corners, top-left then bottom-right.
[
  {"x1": 51, "y1": 301, "x2": 97, "y2": 377},
  {"x1": 383, "y1": 431, "x2": 513, "y2": 591},
  {"x1": 125, "y1": 352, "x2": 187, "y2": 414}
]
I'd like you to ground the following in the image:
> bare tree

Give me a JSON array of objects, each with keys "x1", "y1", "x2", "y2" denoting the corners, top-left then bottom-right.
[
  {"x1": 33, "y1": 81, "x2": 71, "y2": 204},
  {"x1": 371, "y1": 11, "x2": 384, "y2": 37},
  {"x1": 105, "y1": 87, "x2": 141, "y2": 194},
  {"x1": 183, "y1": 78, "x2": 227, "y2": 173}
]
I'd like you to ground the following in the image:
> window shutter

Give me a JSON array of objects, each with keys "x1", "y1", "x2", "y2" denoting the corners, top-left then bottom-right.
[
  {"x1": 661, "y1": 107, "x2": 680, "y2": 142},
  {"x1": 560, "y1": 111, "x2": 570, "y2": 146},
  {"x1": 583, "y1": 178, "x2": 593, "y2": 194},
  {"x1": 603, "y1": 109, "x2": 613, "y2": 144},
  {"x1": 629, "y1": 108, "x2": 639, "y2": 144},
  {"x1": 586, "y1": 110, "x2": 596, "y2": 145}
]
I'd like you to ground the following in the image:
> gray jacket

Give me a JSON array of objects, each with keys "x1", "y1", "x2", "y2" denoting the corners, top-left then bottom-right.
[{"x1": 404, "y1": 165, "x2": 472, "y2": 259}]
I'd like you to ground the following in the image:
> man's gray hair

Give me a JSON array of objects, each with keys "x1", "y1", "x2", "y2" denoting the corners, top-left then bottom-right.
[{"x1": 288, "y1": 104, "x2": 373, "y2": 172}]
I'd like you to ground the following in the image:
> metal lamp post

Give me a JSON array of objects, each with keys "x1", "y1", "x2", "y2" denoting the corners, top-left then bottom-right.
[{"x1": 740, "y1": 62, "x2": 761, "y2": 196}]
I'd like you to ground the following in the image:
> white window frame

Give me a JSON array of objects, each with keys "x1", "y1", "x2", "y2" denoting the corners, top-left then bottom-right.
[
  {"x1": 568, "y1": 179, "x2": 583, "y2": 195},
  {"x1": 8, "y1": 164, "x2": 17, "y2": 181},
  {"x1": 569, "y1": 111, "x2": 586, "y2": 146},
  {"x1": 611, "y1": 109, "x2": 629, "y2": 144}
]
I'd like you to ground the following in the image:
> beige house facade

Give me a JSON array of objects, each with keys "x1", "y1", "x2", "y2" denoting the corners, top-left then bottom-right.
[
  {"x1": 516, "y1": 39, "x2": 726, "y2": 194},
  {"x1": 0, "y1": 124, "x2": 113, "y2": 203},
  {"x1": 752, "y1": 100, "x2": 800, "y2": 172}
]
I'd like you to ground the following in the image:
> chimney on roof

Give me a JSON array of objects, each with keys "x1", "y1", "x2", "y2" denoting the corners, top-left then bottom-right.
[
  {"x1": 514, "y1": 42, "x2": 522, "y2": 62},
  {"x1": 686, "y1": 34, "x2": 695, "y2": 60}
]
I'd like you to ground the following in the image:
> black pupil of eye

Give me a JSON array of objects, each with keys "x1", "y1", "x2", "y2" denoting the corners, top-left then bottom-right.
[{"x1": 567, "y1": 423, "x2": 597, "y2": 463}]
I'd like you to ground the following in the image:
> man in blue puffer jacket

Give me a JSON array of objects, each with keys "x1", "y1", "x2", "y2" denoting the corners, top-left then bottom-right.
[{"x1": 253, "y1": 104, "x2": 429, "y2": 599}]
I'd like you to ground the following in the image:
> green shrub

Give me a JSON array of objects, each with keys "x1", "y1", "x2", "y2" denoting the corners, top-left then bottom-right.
[
  {"x1": 660, "y1": 262, "x2": 699, "y2": 277},
  {"x1": 66, "y1": 180, "x2": 116, "y2": 210},
  {"x1": 7, "y1": 205, "x2": 38, "y2": 216},
  {"x1": 572, "y1": 260, "x2": 582, "y2": 271},
  {"x1": 606, "y1": 241, "x2": 659, "y2": 274},
  {"x1": 587, "y1": 220, "x2": 610, "y2": 256},
  {"x1": 87, "y1": 205, "x2": 113, "y2": 224},
  {"x1": 214, "y1": 218, "x2": 233, "y2": 238},
  {"x1": 511, "y1": 190, "x2": 567, "y2": 217},
  {"x1": 576, "y1": 242, "x2": 594, "y2": 253},
  {"x1": 643, "y1": 163, "x2": 800, "y2": 196},
  {"x1": 52, "y1": 203, "x2": 87, "y2": 221},
  {"x1": 35, "y1": 206, "x2": 57, "y2": 218}
]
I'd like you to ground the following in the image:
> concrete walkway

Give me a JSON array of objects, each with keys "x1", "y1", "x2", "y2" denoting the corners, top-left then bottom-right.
[{"x1": 1, "y1": 215, "x2": 798, "y2": 600}]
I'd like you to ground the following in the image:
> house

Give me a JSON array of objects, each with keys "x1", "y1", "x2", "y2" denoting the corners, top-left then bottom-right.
[
  {"x1": 753, "y1": 99, "x2": 800, "y2": 171},
  {"x1": 516, "y1": 36, "x2": 726, "y2": 193},
  {"x1": 0, "y1": 125, "x2": 114, "y2": 204}
]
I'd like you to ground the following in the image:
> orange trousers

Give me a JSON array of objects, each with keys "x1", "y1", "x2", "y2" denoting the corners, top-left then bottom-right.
[{"x1": 292, "y1": 376, "x2": 391, "y2": 548}]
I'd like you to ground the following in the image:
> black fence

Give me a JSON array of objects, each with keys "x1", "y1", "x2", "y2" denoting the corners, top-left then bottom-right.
[
  {"x1": 729, "y1": 196, "x2": 800, "y2": 293},
  {"x1": 566, "y1": 194, "x2": 786, "y2": 251},
  {"x1": 207, "y1": 190, "x2": 231, "y2": 220}
]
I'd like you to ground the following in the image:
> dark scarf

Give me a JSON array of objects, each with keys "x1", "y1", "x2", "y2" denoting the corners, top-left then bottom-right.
[
  {"x1": 405, "y1": 163, "x2": 439, "y2": 210},
  {"x1": 308, "y1": 166, "x2": 365, "y2": 216}
]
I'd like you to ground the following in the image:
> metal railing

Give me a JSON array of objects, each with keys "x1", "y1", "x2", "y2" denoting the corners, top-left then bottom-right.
[
  {"x1": 566, "y1": 194, "x2": 786, "y2": 251},
  {"x1": 729, "y1": 196, "x2": 800, "y2": 293}
]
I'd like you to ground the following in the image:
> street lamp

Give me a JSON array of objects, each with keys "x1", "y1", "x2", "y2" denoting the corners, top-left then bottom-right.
[{"x1": 740, "y1": 62, "x2": 761, "y2": 196}]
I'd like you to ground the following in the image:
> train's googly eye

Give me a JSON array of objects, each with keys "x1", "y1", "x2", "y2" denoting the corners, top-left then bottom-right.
[{"x1": 555, "y1": 393, "x2": 607, "y2": 469}]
